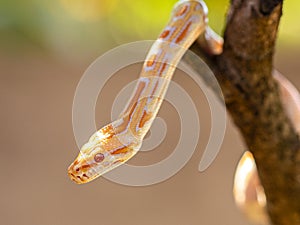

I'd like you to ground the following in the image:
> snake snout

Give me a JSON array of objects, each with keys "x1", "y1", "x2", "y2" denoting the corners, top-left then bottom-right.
[
  {"x1": 68, "y1": 155, "x2": 92, "y2": 184},
  {"x1": 68, "y1": 170, "x2": 90, "y2": 184}
]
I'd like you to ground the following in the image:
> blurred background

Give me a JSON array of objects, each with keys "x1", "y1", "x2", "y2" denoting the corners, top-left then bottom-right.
[{"x1": 1, "y1": 0, "x2": 299, "y2": 225}]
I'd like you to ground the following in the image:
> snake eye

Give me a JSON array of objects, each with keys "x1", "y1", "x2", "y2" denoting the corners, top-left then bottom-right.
[{"x1": 94, "y1": 153, "x2": 105, "y2": 163}]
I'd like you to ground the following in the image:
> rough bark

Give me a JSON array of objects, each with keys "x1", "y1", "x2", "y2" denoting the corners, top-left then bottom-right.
[{"x1": 187, "y1": 0, "x2": 300, "y2": 224}]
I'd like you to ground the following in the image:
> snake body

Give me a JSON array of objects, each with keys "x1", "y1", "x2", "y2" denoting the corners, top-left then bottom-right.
[
  {"x1": 67, "y1": 4, "x2": 300, "y2": 224},
  {"x1": 68, "y1": 0, "x2": 208, "y2": 184}
]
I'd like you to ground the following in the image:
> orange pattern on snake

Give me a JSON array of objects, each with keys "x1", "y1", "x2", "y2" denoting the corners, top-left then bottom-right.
[{"x1": 68, "y1": 0, "x2": 208, "y2": 184}]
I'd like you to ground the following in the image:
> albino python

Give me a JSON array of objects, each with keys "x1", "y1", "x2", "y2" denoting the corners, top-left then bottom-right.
[
  {"x1": 68, "y1": 8, "x2": 299, "y2": 225},
  {"x1": 68, "y1": 0, "x2": 211, "y2": 184},
  {"x1": 68, "y1": 1, "x2": 300, "y2": 223}
]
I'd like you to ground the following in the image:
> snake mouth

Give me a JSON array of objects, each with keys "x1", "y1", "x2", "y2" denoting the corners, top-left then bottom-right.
[
  {"x1": 68, "y1": 170, "x2": 89, "y2": 184},
  {"x1": 68, "y1": 170, "x2": 85, "y2": 184},
  {"x1": 68, "y1": 154, "x2": 94, "y2": 184}
]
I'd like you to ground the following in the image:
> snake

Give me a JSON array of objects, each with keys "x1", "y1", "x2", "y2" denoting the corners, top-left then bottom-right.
[
  {"x1": 68, "y1": 0, "x2": 213, "y2": 184},
  {"x1": 66, "y1": 1, "x2": 300, "y2": 224},
  {"x1": 67, "y1": 2, "x2": 299, "y2": 208}
]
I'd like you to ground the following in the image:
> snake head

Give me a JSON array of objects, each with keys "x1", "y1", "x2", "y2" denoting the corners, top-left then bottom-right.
[
  {"x1": 68, "y1": 145, "x2": 112, "y2": 184},
  {"x1": 68, "y1": 123, "x2": 140, "y2": 184}
]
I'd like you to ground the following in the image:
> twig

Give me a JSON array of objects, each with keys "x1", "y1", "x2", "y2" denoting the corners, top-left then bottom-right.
[{"x1": 187, "y1": 0, "x2": 300, "y2": 224}]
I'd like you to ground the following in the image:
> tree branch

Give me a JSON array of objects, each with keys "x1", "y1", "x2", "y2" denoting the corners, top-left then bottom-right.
[
  {"x1": 187, "y1": 0, "x2": 300, "y2": 224},
  {"x1": 260, "y1": 0, "x2": 283, "y2": 15}
]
